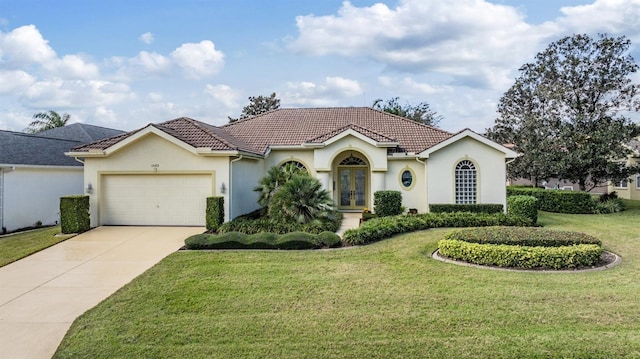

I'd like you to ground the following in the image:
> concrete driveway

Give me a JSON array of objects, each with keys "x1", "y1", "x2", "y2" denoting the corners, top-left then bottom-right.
[{"x1": 0, "y1": 226, "x2": 204, "y2": 359}]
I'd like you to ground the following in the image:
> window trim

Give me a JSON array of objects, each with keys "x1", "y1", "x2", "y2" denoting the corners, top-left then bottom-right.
[
  {"x1": 279, "y1": 159, "x2": 309, "y2": 173},
  {"x1": 398, "y1": 167, "x2": 416, "y2": 191}
]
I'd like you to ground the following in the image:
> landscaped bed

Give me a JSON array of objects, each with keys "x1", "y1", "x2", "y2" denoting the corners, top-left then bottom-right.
[
  {"x1": 53, "y1": 202, "x2": 640, "y2": 358},
  {"x1": 437, "y1": 227, "x2": 609, "y2": 270}
]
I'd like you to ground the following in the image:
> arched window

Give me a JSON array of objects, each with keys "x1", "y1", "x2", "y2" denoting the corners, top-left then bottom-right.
[
  {"x1": 339, "y1": 154, "x2": 367, "y2": 166},
  {"x1": 281, "y1": 160, "x2": 308, "y2": 173},
  {"x1": 455, "y1": 160, "x2": 476, "y2": 204}
]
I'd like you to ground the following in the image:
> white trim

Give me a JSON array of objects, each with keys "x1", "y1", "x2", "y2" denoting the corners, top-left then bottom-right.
[
  {"x1": 418, "y1": 129, "x2": 518, "y2": 159},
  {"x1": 0, "y1": 164, "x2": 82, "y2": 170},
  {"x1": 304, "y1": 129, "x2": 399, "y2": 148}
]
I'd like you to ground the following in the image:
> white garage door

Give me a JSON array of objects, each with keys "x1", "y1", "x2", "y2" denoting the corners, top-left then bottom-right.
[{"x1": 101, "y1": 174, "x2": 212, "y2": 226}]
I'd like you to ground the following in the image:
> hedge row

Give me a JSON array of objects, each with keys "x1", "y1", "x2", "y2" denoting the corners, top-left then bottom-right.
[
  {"x1": 185, "y1": 231, "x2": 342, "y2": 250},
  {"x1": 60, "y1": 195, "x2": 90, "y2": 234},
  {"x1": 437, "y1": 239, "x2": 602, "y2": 269},
  {"x1": 443, "y1": 227, "x2": 602, "y2": 247},
  {"x1": 506, "y1": 187, "x2": 594, "y2": 214},
  {"x1": 205, "y1": 197, "x2": 225, "y2": 232},
  {"x1": 506, "y1": 195, "x2": 538, "y2": 225},
  {"x1": 218, "y1": 211, "x2": 342, "y2": 235},
  {"x1": 429, "y1": 204, "x2": 504, "y2": 214},
  {"x1": 342, "y1": 212, "x2": 531, "y2": 246}
]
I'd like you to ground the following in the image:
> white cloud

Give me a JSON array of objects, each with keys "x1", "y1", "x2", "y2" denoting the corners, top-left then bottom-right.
[
  {"x1": 204, "y1": 84, "x2": 241, "y2": 108},
  {"x1": 139, "y1": 32, "x2": 155, "y2": 44},
  {"x1": 94, "y1": 106, "x2": 119, "y2": 124},
  {"x1": 128, "y1": 51, "x2": 172, "y2": 75},
  {"x1": 170, "y1": 40, "x2": 224, "y2": 78},
  {"x1": 44, "y1": 54, "x2": 100, "y2": 79},
  {"x1": 0, "y1": 70, "x2": 36, "y2": 94},
  {"x1": 0, "y1": 25, "x2": 57, "y2": 66},
  {"x1": 284, "y1": 76, "x2": 363, "y2": 106},
  {"x1": 20, "y1": 79, "x2": 134, "y2": 109},
  {"x1": 557, "y1": 0, "x2": 640, "y2": 37}
]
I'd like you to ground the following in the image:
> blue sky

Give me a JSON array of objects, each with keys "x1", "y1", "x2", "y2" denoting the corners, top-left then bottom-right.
[{"x1": 1, "y1": 0, "x2": 639, "y2": 133}]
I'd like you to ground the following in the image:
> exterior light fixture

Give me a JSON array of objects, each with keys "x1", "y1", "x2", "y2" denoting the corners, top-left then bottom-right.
[
  {"x1": 220, "y1": 182, "x2": 226, "y2": 194},
  {"x1": 86, "y1": 183, "x2": 93, "y2": 194}
]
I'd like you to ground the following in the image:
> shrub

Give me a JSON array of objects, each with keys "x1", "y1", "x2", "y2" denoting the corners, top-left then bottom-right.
[
  {"x1": 269, "y1": 175, "x2": 335, "y2": 224},
  {"x1": 506, "y1": 187, "x2": 595, "y2": 214},
  {"x1": 374, "y1": 190, "x2": 403, "y2": 216},
  {"x1": 437, "y1": 240, "x2": 602, "y2": 269},
  {"x1": 429, "y1": 204, "x2": 504, "y2": 214},
  {"x1": 443, "y1": 227, "x2": 601, "y2": 247},
  {"x1": 184, "y1": 231, "x2": 340, "y2": 250},
  {"x1": 595, "y1": 198, "x2": 625, "y2": 214},
  {"x1": 206, "y1": 197, "x2": 224, "y2": 232},
  {"x1": 599, "y1": 191, "x2": 618, "y2": 202},
  {"x1": 506, "y1": 195, "x2": 538, "y2": 225},
  {"x1": 59, "y1": 195, "x2": 90, "y2": 234},
  {"x1": 218, "y1": 212, "x2": 342, "y2": 235},
  {"x1": 341, "y1": 212, "x2": 531, "y2": 246}
]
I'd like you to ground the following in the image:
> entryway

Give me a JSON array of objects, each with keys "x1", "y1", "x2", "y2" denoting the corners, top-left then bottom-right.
[{"x1": 336, "y1": 152, "x2": 369, "y2": 210}]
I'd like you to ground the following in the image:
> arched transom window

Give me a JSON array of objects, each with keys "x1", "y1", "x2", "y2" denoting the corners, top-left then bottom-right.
[
  {"x1": 455, "y1": 160, "x2": 476, "y2": 204},
  {"x1": 339, "y1": 154, "x2": 367, "y2": 166},
  {"x1": 281, "y1": 160, "x2": 308, "y2": 173}
]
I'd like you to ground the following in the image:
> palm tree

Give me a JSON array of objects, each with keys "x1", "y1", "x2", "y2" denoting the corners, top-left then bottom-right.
[
  {"x1": 269, "y1": 175, "x2": 335, "y2": 224},
  {"x1": 26, "y1": 110, "x2": 70, "y2": 133},
  {"x1": 254, "y1": 163, "x2": 305, "y2": 209}
]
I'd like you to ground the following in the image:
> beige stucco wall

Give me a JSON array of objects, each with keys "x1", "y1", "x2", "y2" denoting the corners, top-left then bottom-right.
[
  {"x1": 265, "y1": 150, "x2": 316, "y2": 176},
  {"x1": 83, "y1": 133, "x2": 230, "y2": 226},
  {"x1": 426, "y1": 137, "x2": 508, "y2": 210},
  {"x1": 386, "y1": 159, "x2": 427, "y2": 213},
  {"x1": 609, "y1": 157, "x2": 640, "y2": 200},
  {"x1": 314, "y1": 136, "x2": 388, "y2": 171},
  {"x1": 230, "y1": 158, "x2": 262, "y2": 218}
]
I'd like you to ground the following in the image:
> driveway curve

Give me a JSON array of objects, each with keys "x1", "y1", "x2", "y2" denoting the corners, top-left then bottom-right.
[{"x1": 0, "y1": 226, "x2": 204, "y2": 359}]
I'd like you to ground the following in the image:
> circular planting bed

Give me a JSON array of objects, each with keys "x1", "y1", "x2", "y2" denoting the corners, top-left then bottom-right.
[{"x1": 435, "y1": 226, "x2": 619, "y2": 271}]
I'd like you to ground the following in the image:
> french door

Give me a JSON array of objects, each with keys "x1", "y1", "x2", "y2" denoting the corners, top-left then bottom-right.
[{"x1": 338, "y1": 167, "x2": 367, "y2": 209}]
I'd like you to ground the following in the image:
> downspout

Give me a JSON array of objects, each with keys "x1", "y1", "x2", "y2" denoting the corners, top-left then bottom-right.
[
  {"x1": 415, "y1": 157, "x2": 427, "y2": 212},
  {"x1": 0, "y1": 166, "x2": 15, "y2": 233},
  {"x1": 73, "y1": 157, "x2": 85, "y2": 165},
  {"x1": 229, "y1": 155, "x2": 244, "y2": 221}
]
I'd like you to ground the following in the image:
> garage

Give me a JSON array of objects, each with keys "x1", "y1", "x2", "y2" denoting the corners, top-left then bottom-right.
[{"x1": 101, "y1": 174, "x2": 212, "y2": 226}]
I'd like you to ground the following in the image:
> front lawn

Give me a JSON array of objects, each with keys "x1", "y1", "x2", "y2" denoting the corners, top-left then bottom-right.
[
  {"x1": 54, "y1": 204, "x2": 640, "y2": 358},
  {"x1": 0, "y1": 226, "x2": 74, "y2": 267}
]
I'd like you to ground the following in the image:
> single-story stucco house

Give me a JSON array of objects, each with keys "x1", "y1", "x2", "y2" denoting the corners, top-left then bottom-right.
[
  {"x1": 609, "y1": 137, "x2": 640, "y2": 199},
  {"x1": 0, "y1": 123, "x2": 124, "y2": 232},
  {"x1": 65, "y1": 107, "x2": 518, "y2": 227}
]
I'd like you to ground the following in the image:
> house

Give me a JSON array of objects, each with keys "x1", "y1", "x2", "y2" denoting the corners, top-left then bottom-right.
[
  {"x1": 608, "y1": 138, "x2": 640, "y2": 199},
  {"x1": 0, "y1": 123, "x2": 124, "y2": 233},
  {"x1": 65, "y1": 107, "x2": 518, "y2": 227}
]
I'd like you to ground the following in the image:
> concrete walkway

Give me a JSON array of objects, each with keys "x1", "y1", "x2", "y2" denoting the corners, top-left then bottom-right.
[
  {"x1": 336, "y1": 212, "x2": 361, "y2": 237},
  {"x1": 0, "y1": 226, "x2": 204, "y2": 359}
]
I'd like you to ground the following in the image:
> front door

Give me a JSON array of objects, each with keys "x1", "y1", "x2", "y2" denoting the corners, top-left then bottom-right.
[{"x1": 339, "y1": 167, "x2": 367, "y2": 209}]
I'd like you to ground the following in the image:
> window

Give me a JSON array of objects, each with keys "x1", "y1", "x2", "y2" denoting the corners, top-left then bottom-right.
[
  {"x1": 281, "y1": 160, "x2": 308, "y2": 173},
  {"x1": 455, "y1": 160, "x2": 476, "y2": 204},
  {"x1": 339, "y1": 154, "x2": 367, "y2": 166},
  {"x1": 399, "y1": 168, "x2": 415, "y2": 190},
  {"x1": 617, "y1": 179, "x2": 628, "y2": 188}
]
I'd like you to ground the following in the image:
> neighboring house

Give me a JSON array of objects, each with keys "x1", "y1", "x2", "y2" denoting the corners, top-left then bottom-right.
[
  {"x1": 66, "y1": 107, "x2": 518, "y2": 227},
  {"x1": 0, "y1": 123, "x2": 124, "y2": 233},
  {"x1": 608, "y1": 138, "x2": 640, "y2": 199}
]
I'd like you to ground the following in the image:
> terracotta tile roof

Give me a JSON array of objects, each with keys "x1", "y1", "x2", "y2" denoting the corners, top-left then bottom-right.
[
  {"x1": 71, "y1": 108, "x2": 453, "y2": 155},
  {"x1": 223, "y1": 107, "x2": 452, "y2": 153}
]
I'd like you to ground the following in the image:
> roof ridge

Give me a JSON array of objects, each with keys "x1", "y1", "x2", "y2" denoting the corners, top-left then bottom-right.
[
  {"x1": 186, "y1": 118, "x2": 240, "y2": 150},
  {"x1": 305, "y1": 122, "x2": 396, "y2": 143}
]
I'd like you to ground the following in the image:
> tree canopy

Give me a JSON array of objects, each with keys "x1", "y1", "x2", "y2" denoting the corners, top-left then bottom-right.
[
  {"x1": 228, "y1": 92, "x2": 280, "y2": 123},
  {"x1": 488, "y1": 33, "x2": 640, "y2": 191},
  {"x1": 372, "y1": 97, "x2": 442, "y2": 127},
  {"x1": 25, "y1": 110, "x2": 70, "y2": 133}
]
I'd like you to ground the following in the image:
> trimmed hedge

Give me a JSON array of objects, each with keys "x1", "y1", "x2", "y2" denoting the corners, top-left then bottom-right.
[
  {"x1": 218, "y1": 211, "x2": 342, "y2": 235},
  {"x1": 437, "y1": 240, "x2": 602, "y2": 269},
  {"x1": 429, "y1": 204, "x2": 504, "y2": 214},
  {"x1": 506, "y1": 195, "x2": 538, "y2": 225},
  {"x1": 374, "y1": 190, "x2": 403, "y2": 216},
  {"x1": 206, "y1": 197, "x2": 224, "y2": 232},
  {"x1": 506, "y1": 187, "x2": 595, "y2": 214},
  {"x1": 184, "y1": 230, "x2": 341, "y2": 250},
  {"x1": 342, "y1": 212, "x2": 532, "y2": 246},
  {"x1": 443, "y1": 227, "x2": 601, "y2": 247},
  {"x1": 59, "y1": 195, "x2": 90, "y2": 234}
]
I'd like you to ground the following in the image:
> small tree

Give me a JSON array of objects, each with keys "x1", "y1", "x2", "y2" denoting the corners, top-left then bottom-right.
[
  {"x1": 254, "y1": 163, "x2": 305, "y2": 210},
  {"x1": 269, "y1": 175, "x2": 335, "y2": 224},
  {"x1": 228, "y1": 92, "x2": 280, "y2": 123},
  {"x1": 372, "y1": 97, "x2": 442, "y2": 127}
]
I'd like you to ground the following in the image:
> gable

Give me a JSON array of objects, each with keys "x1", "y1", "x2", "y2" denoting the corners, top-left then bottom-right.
[{"x1": 418, "y1": 129, "x2": 518, "y2": 159}]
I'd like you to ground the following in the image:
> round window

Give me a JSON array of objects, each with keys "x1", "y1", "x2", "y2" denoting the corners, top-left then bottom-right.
[{"x1": 401, "y1": 170, "x2": 413, "y2": 188}]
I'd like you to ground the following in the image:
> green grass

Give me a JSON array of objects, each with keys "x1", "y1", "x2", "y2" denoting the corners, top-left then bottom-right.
[
  {"x1": 0, "y1": 226, "x2": 74, "y2": 267},
  {"x1": 54, "y1": 203, "x2": 640, "y2": 358}
]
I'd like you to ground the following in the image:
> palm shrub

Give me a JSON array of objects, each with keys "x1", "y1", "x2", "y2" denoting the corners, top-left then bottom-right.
[
  {"x1": 254, "y1": 163, "x2": 305, "y2": 209},
  {"x1": 269, "y1": 174, "x2": 335, "y2": 224}
]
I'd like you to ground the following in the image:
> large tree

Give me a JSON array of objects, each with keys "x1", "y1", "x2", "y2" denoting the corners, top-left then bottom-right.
[
  {"x1": 372, "y1": 97, "x2": 442, "y2": 127},
  {"x1": 26, "y1": 110, "x2": 70, "y2": 133},
  {"x1": 489, "y1": 34, "x2": 640, "y2": 191},
  {"x1": 228, "y1": 92, "x2": 280, "y2": 123}
]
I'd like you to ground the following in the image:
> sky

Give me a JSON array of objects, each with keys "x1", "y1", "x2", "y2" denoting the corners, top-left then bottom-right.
[{"x1": 1, "y1": 0, "x2": 639, "y2": 133}]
